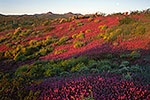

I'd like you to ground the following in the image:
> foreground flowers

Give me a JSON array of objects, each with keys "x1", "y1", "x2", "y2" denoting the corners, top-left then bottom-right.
[{"x1": 26, "y1": 73, "x2": 150, "y2": 100}]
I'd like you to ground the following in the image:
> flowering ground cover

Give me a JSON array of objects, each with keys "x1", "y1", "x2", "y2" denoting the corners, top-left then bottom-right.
[{"x1": 0, "y1": 10, "x2": 150, "y2": 99}]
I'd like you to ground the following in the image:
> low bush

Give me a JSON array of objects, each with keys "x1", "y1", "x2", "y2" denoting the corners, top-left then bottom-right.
[
  {"x1": 108, "y1": 28, "x2": 122, "y2": 41},
  {"x1": 98, "y1": 25, "x2": 108, "y2": 31},
  {"x1": 73, "y1": 40, "x2": 86, "y2": 48},
  {"x1": 15, "y1": 65, "x2": 29, "y2": 76},
  {"x1": 4, "y1": 50, "x2": 13, "y2": 58},
  {"x1": 55, "y1": 49, "x2": 68, "y2": 54},
  {"x1": 43, "y1": 26, "x2": 55, "y2": 32},
  {"x1": 14, "y1": 27, "x2": 22, "y2": 35},
  {"x1": 130, "y1": 51, "x2": 141, "y2": 58},
  {"x1": 76, "y1": 21, "x2": 84, "y2": 26},
  {"x1": 85, "y1": 29, "x2": 91, "y2": 33},
  {"x1": 135, "y1": 25, "x2": 146, "y2": 35},
  {"x1": 94, "y1": 19, "x2": 101, "y2": 23},
  {"x1": 59, "y1": 18, "x2": 68, "y2": 23},
  {"x1": 6, "y1": 43, "x2": 13, "y2": 47},
  {"x1": 119, "y1": 17, "x2": 137, "y2": 25},
  {"x1": 59, "y1": 27, "x2": 63, "y2": 30},
  {"x1": 57, "y1": 36, "x2": 69, "y2": 45},
  {"x1": 20, "y1": 29, "x2": 32, "y2": 36},
  {"x1": 60, "y1": 71, "x2": 70, "y2": 77},
  {"x1": 72, "y1": 34, "x2": 77, "y2": 39},
  {"x1": 0, "y1": 36, "x2": 7, "y2": 43},
  {"x1": 42, "y1": 39, "x2": 52, "y2": 46},
  {"x1": 29, "y1": 40, "x2": 38, "y2": 46},
  {"x1": 71, "y1": 63, "x2": 87, "y2": 72},
  {"x1": 88, "y1": 18, "x2": 94, "y2": 21},
  {"x1": 76, "y1": 32, "x2": 85, "y2": 39}
]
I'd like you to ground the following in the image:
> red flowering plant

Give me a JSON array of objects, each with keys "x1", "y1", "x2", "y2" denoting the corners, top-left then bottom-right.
[{"x1": 26, "y1": 73, "x2": 150, "y2": 100}]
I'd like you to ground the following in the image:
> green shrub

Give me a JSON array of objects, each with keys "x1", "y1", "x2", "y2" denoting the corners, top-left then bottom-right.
[
  {"x1": 71, "y1": 63, "x2": 86, "y2": 72},
  {"x1": 4, "y1": 50, "x2": 13, "y2": 58},
  {"x1": 103, "y1": 65, "x2": 112, "y2": 71},
  {"x1": 60, "y1": 71, "x2": 70, "y2": 77},
  {"x1": 46, "y1": 36, "x2": 53, "y2": 40},
  {"x1": 85, "y1": 29, "x2": 91, "y2": 33},
  {"x1": 0, "y1": 51, "x2": 4, "y2": 57},
  {"x1": 130, "y1": 64, "x2": 141, "y2": 72},
  {"x1": 123, "y1": 73, "x2": 132, "y2": 80},
  {"x1": 73, "y1": 41, "x2": 86, "y2": 48},
  {"x1": 13, "y1": 52, "x2": 23, "y2": 61},
  {"x1": 28, "y1": 65, "x2": 45, "y2": 78},
  {"x1": 42, "y1": 39, "x2": 52, "y2": 46},
  {"x1": 88, "y1": 18, "x2": 94, "y2": 21},
  {"x1": 94, "y1": 19, "x2": 101, "y2": 23},
  {"x1": 51, "y1": 67, "x2": 62, "y2": 76},
  {"x1": 0, "y1": 37, "x2": 7, "y2": 43},
  {"x1": 108, "y1": 29, "x2": 122, "y2": 41},
  {"x1": 6, "y1": 33, "x2": 13, "y2": 37},
  {"x1": 130, "y1": 51, "x2": 141, "y2": 59},
  {"x1": 6, "y1": 43, "x2": 13, "y2": 47},
  {"x1": 15, "y1": 65, "x2": 28, "y2": 76},
  {"x1": 98, "y1": 25, "x2": 108, "y2": 31},
  {"x1": 21, "y1": 46, "x2": 38, "y2": 56},
  {"x1": 88, "y1": 60, "x2": 97, "y2": 68},
  {"x1": 111, "y1": 63, "x2": 119, "y2": 69},
  {"x1": 135, "y1": 25, "x2": 146, "y2": 35},
  {"x1": 59, "y1": 18, "x2": 68, "y2": 23},
  {"x1": 76, "y1": 21, "x2": 84, "y2": 26},
  {"x1": 68, "y1": 27, "x2": 76, "y2": 31},
  {"x1": 29, "y1": 40, "x2": 38, "y2": 46},
  {"x1": 76, "y1": 32, "x2": 85, "y2": 39},
  {"x1": 20, "y1": 29, "x2": 32, "y2": 36},
  {"x1": 120, "y1": 54, "x2": 131, "y2": 58},
  {"x1": 69, "y1": 24, "x2": 74, "y2": 28},
  {"x1": 44, "y1": 69, "x2": 52, "y2": 77},
  {"x1": 42, "y1": 20, "x2": 50, "y2": 26},
  {"x1": 119, "y1": 66, "x2": 129, "y2": 73},
  {"x1": 119, "y1": 17, "x2": 136, "y2": 25},
  {"x1": 78, "y1": 67, "x2": 89, "y2": 73},
  {"x1": 43, "y1": 26, "x2": 55, "y2": 32},
  {"x1": 14, "y1": 27, "x2": 22, "y2": 35},
  {"x1": 55, "y1": 49, "x2": 68, "y2": 54},
  {"x1": 121, "y1": 61, "x2": 130, "y2": 66},
  {"x1": 96, "y1": 60, "x2": 111, "y2": 69},
  {"x1": 33, "y1": 60, "x2": 49, "y2": 65},
  {"x1": 38, "y1": 48, "x2": 48, "y2": 56},
  {"x1": 72, "y1": 15, "x2": 77, "y2": 20},
  {"x1": 72, "y1": 34, "x2": 77, "y2": 39},
  {"x1": 57, "y1": 36, "x2": 69, "y2": 45},
  {"x1": 61, "y1": 58, "x2": 75, "y2": 71},
  {"x1": 59, "y1": 27, "x2": 63, "y2": 30},
  {"x1": 90, "y1": 68, "x2": 99, "y2": 73}
]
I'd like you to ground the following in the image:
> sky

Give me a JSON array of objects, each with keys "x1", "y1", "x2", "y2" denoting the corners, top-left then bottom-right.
[{"x1": 0, "y1": 0, "x2": 149, "y2": 15}]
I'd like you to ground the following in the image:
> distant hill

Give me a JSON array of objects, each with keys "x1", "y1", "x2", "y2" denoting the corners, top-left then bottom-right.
[
  {"x1": 34, "y1": 11, "x2": 82, "y2": 19},
  {"x1": 0, "y1": 11, "x2": 82, "y2": 19}
]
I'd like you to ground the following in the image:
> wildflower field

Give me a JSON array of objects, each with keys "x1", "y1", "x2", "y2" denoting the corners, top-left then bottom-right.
[{"x1": 0, "y1": 9, "x2": 150, "y2": 99}]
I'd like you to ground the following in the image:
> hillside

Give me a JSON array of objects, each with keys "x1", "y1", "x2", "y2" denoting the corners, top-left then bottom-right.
[
  {"x1": 0, "y1": 10, "x2": 150, "y2": 99},
  {"x1": 0, "y1": 12, "x2": 81, "y2": 32}
]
